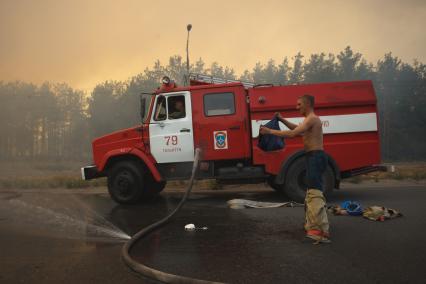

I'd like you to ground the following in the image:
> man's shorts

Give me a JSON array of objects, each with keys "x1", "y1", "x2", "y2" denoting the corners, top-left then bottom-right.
[{"x1": 305, "y1": 150, "x2": 328, "y2": 191}]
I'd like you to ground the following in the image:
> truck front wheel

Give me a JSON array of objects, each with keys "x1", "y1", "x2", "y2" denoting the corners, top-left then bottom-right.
[
  {"x1": 284, "y1": 157, "x2": 335, "y2": 204},
  {"x1": 145, "y1": 174, "x2": 166, "y2": 195},
  {"x1": 107, "y1": 161, "x2": 146, "y2": 204}
]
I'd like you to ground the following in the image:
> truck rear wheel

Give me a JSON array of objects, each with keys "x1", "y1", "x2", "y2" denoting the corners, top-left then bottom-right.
[
  {"x1": 267, "y1": 175, "x2": 282, "y2": 192},
  {"x1": 284, "y1": 157, "x2": 335, "y2": 203}
]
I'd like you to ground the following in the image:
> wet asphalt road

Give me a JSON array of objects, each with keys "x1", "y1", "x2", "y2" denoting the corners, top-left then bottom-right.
[{"x1": 0, "y1": 182, "x2": 425, "y2": 284}]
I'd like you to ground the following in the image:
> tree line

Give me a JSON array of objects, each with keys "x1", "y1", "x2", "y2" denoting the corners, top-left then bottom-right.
[{"x1": 0, "y1": 46, "x2": 425, "y2": 161}]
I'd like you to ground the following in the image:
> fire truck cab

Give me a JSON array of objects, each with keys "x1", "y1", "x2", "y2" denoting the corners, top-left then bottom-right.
[{"x1": 82, "y1": 74, "x2": 386, "y2": 204}]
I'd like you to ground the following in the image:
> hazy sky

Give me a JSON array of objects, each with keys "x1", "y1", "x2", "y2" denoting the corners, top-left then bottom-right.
[{"x1": 1, "y1": 0, "x2": 425, "y2": 92}]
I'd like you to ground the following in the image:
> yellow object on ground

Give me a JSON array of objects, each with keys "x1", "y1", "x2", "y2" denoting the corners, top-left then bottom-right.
[
  {"x1": 363, "y1": 206, "x2": 403, "y2": 221},
  {"x1": 304, "y1": 189, "x2": 330, "y2": 239},
  {"x1": 227, "y1": 199, "x2": 303, "y2": 209}
]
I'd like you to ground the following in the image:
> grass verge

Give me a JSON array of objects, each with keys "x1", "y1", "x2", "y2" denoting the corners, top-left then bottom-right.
[
  {"x1": 0, "y1": 162, "x2": 424, "y2": 189},
  {"x1": 345, "y1": 163, "x2": 426, "y2": 183},
  {"x1": 0, "y1": 176, "x2": 107, "y2": 189}
]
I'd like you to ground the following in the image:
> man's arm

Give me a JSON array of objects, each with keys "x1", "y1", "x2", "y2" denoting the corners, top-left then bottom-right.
[
  {"x1": 276, "y1": 112, "x2": 298, "y2": 130},
  {"x1": 260, "y1": 116, "x2": 313, "y2": 138}
]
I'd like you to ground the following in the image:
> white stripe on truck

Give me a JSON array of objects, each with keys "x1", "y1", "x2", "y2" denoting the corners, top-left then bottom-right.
[{"x1": 251, "y1": 112, "x2": 378, "y2": 138}]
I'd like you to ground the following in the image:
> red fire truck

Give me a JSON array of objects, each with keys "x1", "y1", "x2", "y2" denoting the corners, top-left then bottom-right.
[{"x1": 81, "y1": 74, "x2": 386, "y2": 204}]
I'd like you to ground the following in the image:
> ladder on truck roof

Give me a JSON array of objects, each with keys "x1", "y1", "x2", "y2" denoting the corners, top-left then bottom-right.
[{"x1": 189, "y1": 73, "x2": 255, "y2": 89}]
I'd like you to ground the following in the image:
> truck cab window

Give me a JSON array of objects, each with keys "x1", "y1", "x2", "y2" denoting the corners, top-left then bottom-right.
[
  {"x1": 168, "y1": 96, "x2": 186, "y2": 119},
  {"x1": 204, "y1": 92, "x2": 235, "y2": 116},
  {"x1": 154, "y1": 96, "x2": 167, "y2": 121}
]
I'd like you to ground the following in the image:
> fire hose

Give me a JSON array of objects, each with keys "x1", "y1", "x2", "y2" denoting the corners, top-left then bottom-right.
[{"x1": 121, "y1": 148, "x2": 224, "y2": 284}]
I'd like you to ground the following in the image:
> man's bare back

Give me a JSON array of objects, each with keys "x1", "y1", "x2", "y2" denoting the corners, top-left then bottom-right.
[{"x1": 302, "y1": 113, "x2": 323, "y2": 152}]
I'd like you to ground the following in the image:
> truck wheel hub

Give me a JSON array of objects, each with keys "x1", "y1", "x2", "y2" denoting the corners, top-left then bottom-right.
[{"x1": 116, "y1": 171, "x2": 133, "y2": 195}]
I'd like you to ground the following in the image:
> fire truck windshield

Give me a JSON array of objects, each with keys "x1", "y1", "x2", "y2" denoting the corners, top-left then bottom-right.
[{"x1": 140, "y1": 94, "x2": 153, "y2": 122}]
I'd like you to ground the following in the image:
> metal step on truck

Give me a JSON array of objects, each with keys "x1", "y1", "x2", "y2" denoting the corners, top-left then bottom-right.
[{"x1": 82, "y1": 73, "x2": 388, "y2": 204}]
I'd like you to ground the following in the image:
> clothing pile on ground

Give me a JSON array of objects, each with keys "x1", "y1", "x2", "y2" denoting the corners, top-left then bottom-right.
[
  {"x1": 227, "y1": 199, "x2": 303, "y2": 209},
  {"x1": 328, "y1": 200, "x2": 403, "y2": 221}
]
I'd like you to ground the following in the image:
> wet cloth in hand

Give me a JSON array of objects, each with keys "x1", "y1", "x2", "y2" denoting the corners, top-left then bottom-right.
[{"x1": 258, "y1": 117, "x2": 285, "y2": 151}]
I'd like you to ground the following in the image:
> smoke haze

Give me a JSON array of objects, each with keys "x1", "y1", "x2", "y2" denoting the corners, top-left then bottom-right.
[{"x1": 1, "y1": 0, "x2": 425, "y2": 91}]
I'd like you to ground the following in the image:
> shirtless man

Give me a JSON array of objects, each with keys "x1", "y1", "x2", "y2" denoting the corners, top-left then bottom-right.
[{"x1": 259, "y1": 94, "x2": 330, "y2": 243}]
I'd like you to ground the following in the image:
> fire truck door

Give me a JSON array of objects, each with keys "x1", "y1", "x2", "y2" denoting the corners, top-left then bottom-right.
[
  {"x1": 149, "y1": 91, "x2": 194, "y2": 163},
  {"x1": 196, "y1": 88, "x2": 250, "y2": 160}
]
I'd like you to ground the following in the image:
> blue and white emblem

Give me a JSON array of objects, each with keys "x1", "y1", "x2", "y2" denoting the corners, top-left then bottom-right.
[{"x1": 213, "y1": 131, "x2": 228, "y2": 150}]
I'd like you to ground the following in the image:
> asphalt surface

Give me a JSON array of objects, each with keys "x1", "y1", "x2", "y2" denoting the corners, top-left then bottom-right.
[{"x1": 0, "y1": 182, "x2": 425, "y2": 284}]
